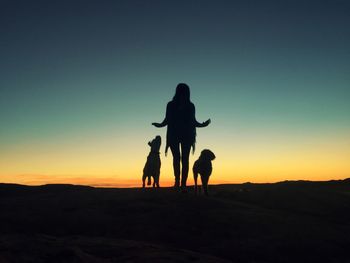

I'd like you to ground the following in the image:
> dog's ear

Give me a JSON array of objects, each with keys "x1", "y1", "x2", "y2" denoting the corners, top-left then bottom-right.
[
  {"x1": 211, "y1": 152, "x2": 216, "y2": 160},
  {"x1": 201, "y1": 149, "x2": 216, "y2": 160}
]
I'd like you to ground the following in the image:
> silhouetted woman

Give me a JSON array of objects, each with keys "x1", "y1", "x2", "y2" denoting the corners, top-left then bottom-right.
[{"x1": 152, "y1": 83, "x2": 210, "y2": 190}]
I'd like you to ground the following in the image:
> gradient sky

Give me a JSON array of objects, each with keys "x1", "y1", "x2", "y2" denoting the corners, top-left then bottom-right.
[{"x1": 1, "y1": 0, "x2": 350, "y2": 187}]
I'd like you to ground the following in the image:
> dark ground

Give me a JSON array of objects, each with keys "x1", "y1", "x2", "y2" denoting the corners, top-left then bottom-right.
[{"x1": 0, "y1": 179, "x2": 350, "y2": 262}]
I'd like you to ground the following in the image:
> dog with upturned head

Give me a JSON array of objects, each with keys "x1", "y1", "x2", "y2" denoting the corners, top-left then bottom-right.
[
  {"x1": 193, "y1": 149, "x2": 216, "y2": 195},
  {"x1": 142, "y1": 135, "x2": 161, "y2": 188}
]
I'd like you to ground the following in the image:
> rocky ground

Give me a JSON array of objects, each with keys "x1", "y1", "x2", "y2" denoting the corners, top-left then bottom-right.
[{"x1": 0, "y1": 180, "x2": 350, "y2": 262}]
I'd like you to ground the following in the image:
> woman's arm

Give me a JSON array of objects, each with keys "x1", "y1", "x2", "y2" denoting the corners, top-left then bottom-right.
[
  {"x1": 192, "y1": 104, "x2": 211, "y2": 128},
  {"x1": 195, "y1": 118, "x2": 211, "y2": 127},
  {"x1": 152, "y1": 119, "x2": 167, "y2": 128},
  {"x1": 152, "y1": 102, "x2": 170, "y2": 128}
]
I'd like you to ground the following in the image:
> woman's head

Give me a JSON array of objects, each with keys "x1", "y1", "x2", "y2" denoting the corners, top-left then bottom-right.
[{"x1": 173, "y1": 83, "x2": 190, "y2": 103}]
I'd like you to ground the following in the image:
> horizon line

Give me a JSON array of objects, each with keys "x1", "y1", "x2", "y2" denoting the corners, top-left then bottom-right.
[{"x1": 1, "y1": 177, "x2": 349, "y2": 189}]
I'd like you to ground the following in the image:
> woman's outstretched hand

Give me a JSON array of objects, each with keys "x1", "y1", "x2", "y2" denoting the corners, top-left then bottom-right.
[
  {"x1": 202, "y1": 119, "x2": 211, "y2": 127},
  {"x1": 152, "y1": 122, "x2": 162, "y2": 128}
]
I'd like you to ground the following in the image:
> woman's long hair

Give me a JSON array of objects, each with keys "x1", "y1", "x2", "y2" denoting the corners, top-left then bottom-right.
[{"x1": 172, "y1": 83, "x2": 190, "y2": 104}]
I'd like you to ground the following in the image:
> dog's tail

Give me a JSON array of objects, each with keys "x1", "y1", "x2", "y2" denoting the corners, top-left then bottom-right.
[{"x1": 147, "y1": 176, "x2": 151, "y2": 186}]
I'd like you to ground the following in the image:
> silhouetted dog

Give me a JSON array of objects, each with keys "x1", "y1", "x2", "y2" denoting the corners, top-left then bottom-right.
[
  {"x1": 142, "y1": 136, "x2": 161, "y2": 188},
  {"x1": 193, "y1": 149, "x2": 216, "y2": 195}
]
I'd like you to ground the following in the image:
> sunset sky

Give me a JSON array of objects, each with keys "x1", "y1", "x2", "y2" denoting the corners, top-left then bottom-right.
[{"x1": 1, "y1": 0, "x2": 349, "y2": 187}]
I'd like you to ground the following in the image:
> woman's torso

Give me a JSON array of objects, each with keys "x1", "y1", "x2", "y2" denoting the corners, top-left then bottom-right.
[{"x1": 167, "y1": 101, "x2": 196, "y2": 143}]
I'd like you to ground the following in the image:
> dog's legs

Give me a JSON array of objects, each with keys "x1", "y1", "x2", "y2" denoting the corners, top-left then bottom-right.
[
  {"x1": 154, "y1": 180, "x2": 158, "y2": 188},
  {"x1": 155, "y1": 172, "x2": 160, "y2": 188},
  {"x1": 142, "y1": 173, "x2": 147, "y2": 188},
  {"x1": 152, "y1": 175, "x2": 159, "y2": 188},
  {"x1": 201, "y1": 176, "x2": 209, "y2": 196},
  {"x1": 147, "y1": 176, "x2": 152, "y2": 186},
  {"x1": 193, "y1": 171, "x2": 198, "y2": 194}
]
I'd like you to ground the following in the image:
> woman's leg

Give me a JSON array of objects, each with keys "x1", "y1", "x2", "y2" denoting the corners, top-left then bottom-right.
[
  {"x1": 180, "y1": 142, "x2": 191, "y2": 188},
  {"x1": 170, "y1": 143, "x2": 180, "y2": 187}
]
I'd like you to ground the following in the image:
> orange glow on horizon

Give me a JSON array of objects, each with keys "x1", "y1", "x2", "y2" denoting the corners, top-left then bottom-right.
[{"x1": 1, "y1": 128, "x2": 350, "y2": 187}]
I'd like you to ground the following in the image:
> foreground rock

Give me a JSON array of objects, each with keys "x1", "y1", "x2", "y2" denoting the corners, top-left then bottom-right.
[
  {"x1": 0, "y1": 180, "x2": 350, "y2": 262},
  {"x1": 0, "y1": 235, "x2": 229, "y2": 263}
]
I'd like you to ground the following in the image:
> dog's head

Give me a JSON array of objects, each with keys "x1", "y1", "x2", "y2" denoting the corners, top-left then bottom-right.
[
  {"x1": 149, "y1": 135, "x2": 161, "y2": 152},
  {"x1": 200, "y1": 149, "x2": 216, "y2": 161}
]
